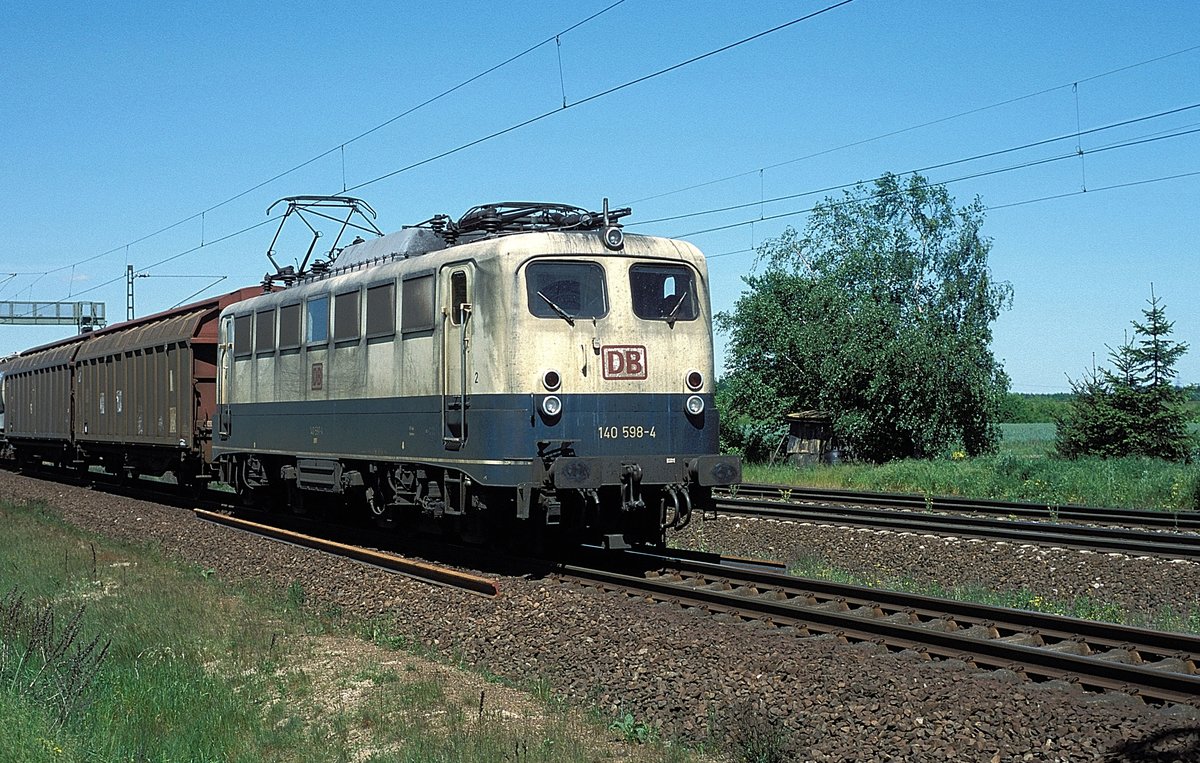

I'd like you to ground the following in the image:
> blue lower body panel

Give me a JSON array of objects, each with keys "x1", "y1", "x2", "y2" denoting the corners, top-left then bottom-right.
[{"x1": 213, "y1": 392, "x2": 730, "y2": 488}]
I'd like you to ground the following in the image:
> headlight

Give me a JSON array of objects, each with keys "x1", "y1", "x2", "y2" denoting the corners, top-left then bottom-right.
[
  {"x1": 602, "y1": 226, "x2": 624, "y2": 250},
  {"x1": 541, "y1": 395, "x2": 563, "y2": 417},
  {"x1": 685, "y1": 395, "x2": 705, "y2": 415},
  {"x1": 542, "y1": 369, "x2": 561, "y2": 391},
  {"x1": 685, "y1": 370, "x2": 703, "y2": 391}
]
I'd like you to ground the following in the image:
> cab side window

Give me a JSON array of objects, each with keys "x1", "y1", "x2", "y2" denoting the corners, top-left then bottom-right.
[
  {"x1": 402, "y1": 274, "x2": 435, "y2": 333},
  {"x1": 450, "y1": 270, "x2": 468, "y2": 326},
  {"x1": 233, "y1": 314, "x2": 252, "y2": 357},
  {"x1": 334, "y1": 290, "x2": 360, "y2": 342},
  {"x1": 279, "y1": 303, "x2": 301, "y2": 350},
  {"x1": 366, "y1": 282, "x2": 396, "y2": 338},
  {"x1": 307, "y1": 295, "x2": 330, "y2": 344},
  {"x1": 255, "y1": 309, "x2": 275, "y2": 354}
]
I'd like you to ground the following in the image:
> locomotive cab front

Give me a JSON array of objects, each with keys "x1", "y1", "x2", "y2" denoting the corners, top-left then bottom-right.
[{"x1": 503, "y1": 232, "x2": 741, "y2": 547}]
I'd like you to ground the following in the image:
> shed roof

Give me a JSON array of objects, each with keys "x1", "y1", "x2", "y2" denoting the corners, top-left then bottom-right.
[{"x1": 785, "y1": 410, "x2": 832, "y2": 423}]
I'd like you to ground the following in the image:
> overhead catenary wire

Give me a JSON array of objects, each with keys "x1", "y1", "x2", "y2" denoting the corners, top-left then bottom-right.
[
  {"x1": 700, "y1": 167, "x2": 1200, "y2": 261},
  {"x1": 676, "y1": 135, "x2": 1200, "y2": 239},
  {"x1": 7, "y1": 1, "x2": 632, "y2": 283},
  {"x1": 11, "y1": 0, "x2": 857, "y2": 310},
  {"x1": 630, "y1": 101, "x2": 1200, "y2": 229},
  {"x1": 14, "y1": 10, "x2": 1192, "y2": 286},
  {"x1": 625, "y1": 43, "x2": 1200, "y2": 205},
  {"x1": 342, "y1": 1, "x2": 855, "y2": 193},
  {"x1": 7, "y1": 8, "x2": 1195, "y2": 327},
  {"x1": 61, "y1": 217, "x2": 281, "y2": 302},
  {"x1": 23, "y1": 98, "x2": 1198, "y2": 321},
  {"x1": 673, "y1": 126, "x2": 1200, "y2": 239}
]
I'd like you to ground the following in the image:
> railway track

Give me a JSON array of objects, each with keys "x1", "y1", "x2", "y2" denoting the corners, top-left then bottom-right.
[
  {"x1": 193, "y1": 508, "x2": 501, "y2": 596},
  {"x1": 713, "y1": 486, "x2": 1200, "y2": 560},
  {"x1": 719, "y1": 484, "x2": 1200, "y2": 530},
  {"x1": 561, "y1": 549, "x2": 1200, "y2": 705},
  {"x1": 11, "y1": 467, "x2": 1198, "y2": 705}
]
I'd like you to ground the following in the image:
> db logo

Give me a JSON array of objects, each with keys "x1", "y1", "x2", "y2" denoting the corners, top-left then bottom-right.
[{"x1": 602, "y1": 345, "x2": 647, "y2": 380}]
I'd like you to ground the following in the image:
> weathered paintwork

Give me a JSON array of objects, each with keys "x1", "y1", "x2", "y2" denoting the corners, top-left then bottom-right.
[
  {"x1": 212, "y1": 227, "x2": 738, "y2": 543},
  {"x1": 214, "y1": 230, "x2": 722, "y2": 482}
]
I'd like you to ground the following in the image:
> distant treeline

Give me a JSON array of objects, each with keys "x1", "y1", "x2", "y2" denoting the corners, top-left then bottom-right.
[{"x1": 1000, "y1": 390, "x2": 1200, "y2": 423}]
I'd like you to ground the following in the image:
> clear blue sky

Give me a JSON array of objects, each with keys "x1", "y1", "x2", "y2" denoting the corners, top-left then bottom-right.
[{"x1": 2, "y1": 1, "x2": 1197, "y2": 392}]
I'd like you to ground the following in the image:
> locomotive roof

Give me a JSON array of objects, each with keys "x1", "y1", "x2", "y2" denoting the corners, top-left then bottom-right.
[
  {"x1": 267, "y1": 199, "x2": 656, "y2": 286},
  {"x1": 333, "y1": 226, "x2": 448, "y2": 268},
  {"x1": 289, "y1": 228, "x2": 700, "y2": 284}
]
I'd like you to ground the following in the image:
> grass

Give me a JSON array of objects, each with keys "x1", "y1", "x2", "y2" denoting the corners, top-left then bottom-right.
[
  {"x1": 745, "y1": 423, "x2": 1200, "y2": 510},
  {"x1": 0, "y1": 499, "x2": 708, "y2": 763}
]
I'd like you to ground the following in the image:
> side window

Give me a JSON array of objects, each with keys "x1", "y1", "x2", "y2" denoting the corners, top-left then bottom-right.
[
  {"x1": 279, "y1": 303, "x2": 301, "y2": 349},
  {"x1": 233, "y1": 314, "x2": 252, "y2": 357},
  {"x1": 526, "y1": 261, "x2": 607, "y2": 320},
  {"x1": 629, "y1": 264, "x2": 698, "y2": 321},
  {"x1": 306, "y1": 295, "x2": 330, "y2": 344},
  {"x1": 450, "y1": 270, "x2": 468, "y2": 326},
  {"x1": 365, "y1": 282, "x2": 396, "y2": 338},
  {"x1": 401, "y1": 274, "x2": 435, "y2": 333},
  {"x1": 334, "y1": 290, "x2": 360, "y2": 342},
  {"x1": 255, "y1": 309, "x2": 275, "y2": 354}
]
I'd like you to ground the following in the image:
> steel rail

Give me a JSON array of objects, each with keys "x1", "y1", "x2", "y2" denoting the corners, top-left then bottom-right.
[
  {"x1": 712, "y1": 495, "x2": 1200, "y2": 559},
  {"x1": 194, "y1": 509, "x2": 500, "y2": 596},
  {"x1": 718, "y1": 484, "x2": 1200, "y2": 531},
  {"x1": 562, "y1": 551, "x2": 1200, "y2": 704}
]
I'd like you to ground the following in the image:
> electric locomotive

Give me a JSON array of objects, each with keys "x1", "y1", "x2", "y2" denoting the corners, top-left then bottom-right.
[{"x1": 215, "y1": 198, "x2": 741, "y2": 548}]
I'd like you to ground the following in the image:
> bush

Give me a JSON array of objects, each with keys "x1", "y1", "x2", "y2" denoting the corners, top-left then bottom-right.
[{"x1": 720, "y1": 416, "x2": 786, "y2": 463}]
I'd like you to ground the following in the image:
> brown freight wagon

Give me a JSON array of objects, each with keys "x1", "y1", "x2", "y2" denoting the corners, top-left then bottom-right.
[
  {"x1": 2, "y1": 334, "x2": 89, "y2": 464},
  {"x1": 2, "y1": 287, "x2": 259, "y2": 479}
]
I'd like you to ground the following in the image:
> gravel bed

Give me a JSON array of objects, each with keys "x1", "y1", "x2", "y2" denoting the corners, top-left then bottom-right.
[
  {"x1": 3, "y1": 471, "x2": 1199, "y2": 762},
  {"x1": 676, "y1": 514, "x2": 1200, "y2": 630}
]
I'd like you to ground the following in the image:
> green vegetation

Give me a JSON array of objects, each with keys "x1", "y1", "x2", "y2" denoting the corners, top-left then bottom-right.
[
  {"x1": 999, "y1": 393, "x2": 1072, "y2": 423},
  {"x1": 744, "y1": 423, "x2": 1200, "y2": 510},
  {"x1": 1055, "y1": 288, "x2": 1195, "y2": 462},
  {"x1": 717, "y1": 173, "x2": 1011, "y2": 462},
  {"x1": 788, "y1": 552, "x2": 1200, "y2": 634},
  {"x1": 0, "y1": 501, "x2": 702, "y2": 762}
]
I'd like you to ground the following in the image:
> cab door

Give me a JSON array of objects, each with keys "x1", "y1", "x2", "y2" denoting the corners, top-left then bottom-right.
[
  {"x1": 440, "y1": 264, "x2": 472, "y2": 449},
  {"x1": 217, "y1": 315, "x2": 234, "y2": 439}
]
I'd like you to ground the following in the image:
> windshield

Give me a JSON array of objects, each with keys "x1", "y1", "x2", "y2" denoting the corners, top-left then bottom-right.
[
  {"x1": 630, "y1": 264, "x2": 698, "y2": 321},
  {"x1": 526, "y1": 261, "x2": 608, "y2": 321}
]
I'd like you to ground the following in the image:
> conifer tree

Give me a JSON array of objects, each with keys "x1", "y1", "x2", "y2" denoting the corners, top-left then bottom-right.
[{"x1": 1055, "y1": 288, "x2": 1194, "y2": 461}]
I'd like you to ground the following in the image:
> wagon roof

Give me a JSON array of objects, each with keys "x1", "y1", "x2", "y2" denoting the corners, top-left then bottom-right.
[
  {"x1": 4, "y1": 337, "x2": 85, "y2": 372},
  {"x1": 75, "y1": 308, "x2": 200, "y2": 360},
  {"x1": 5, "y1": 286, "x2": 261, "y2": 370}
]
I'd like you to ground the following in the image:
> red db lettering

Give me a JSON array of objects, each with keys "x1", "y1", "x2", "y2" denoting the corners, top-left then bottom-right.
[
  {"x1": 601, "y1": 345, "x2": 648, "y2": 380},
  {"x1": 625, "y1": 349, "x2": 644, "y2": 378}
]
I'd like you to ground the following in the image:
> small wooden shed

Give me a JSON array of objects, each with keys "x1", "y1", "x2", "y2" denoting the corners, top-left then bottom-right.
[{"x1": 783, "y1": 410, "x2": 836, "y2": 465}]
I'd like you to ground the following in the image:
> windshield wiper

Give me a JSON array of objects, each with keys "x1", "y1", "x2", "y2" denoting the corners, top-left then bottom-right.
[
  {"x1": 665, "y1": 290, "x2": 689, "y2": 327},
  {"x1": 537, "y1": 291, "x2": 575, "y2": 326}
]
